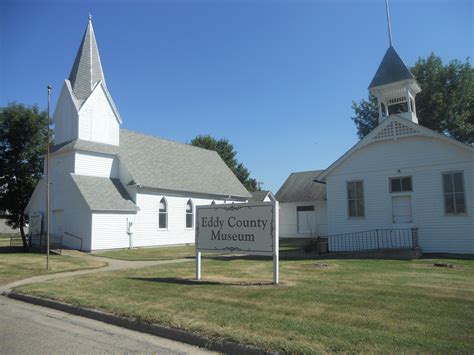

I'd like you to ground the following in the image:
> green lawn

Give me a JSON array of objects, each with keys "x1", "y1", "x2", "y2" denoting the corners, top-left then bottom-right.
[
  {"x1": 0, "y1": 252, "x2": 107, "y2": 286},
  {"x1": 0, "y1": 233, "x2": 16, "y2": 248},
  {"x1": 16, "y1": 258, "x2": 474, "y2": 353},
  {"x1": 93, "y1": 238, "x2": 316, "y2": 261},
  {"x1": 93, "y1": 244, "x2": 196, "y2": 261}
]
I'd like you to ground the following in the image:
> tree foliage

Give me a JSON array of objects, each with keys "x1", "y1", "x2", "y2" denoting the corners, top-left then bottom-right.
[
  {"x1": 190, "y1": 135, "x2": 258, "y2": 192},
  {"x1": 0, "y1": 103, "x2": 48, "y2": 249},
  {"x1": 352, "y1": 54, "x2": 474, "y2": 144}
]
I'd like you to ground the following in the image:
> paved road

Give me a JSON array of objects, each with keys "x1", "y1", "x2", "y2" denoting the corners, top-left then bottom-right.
[{"x1": 0, "y1": 297, "x2": 214, "y2": 355}]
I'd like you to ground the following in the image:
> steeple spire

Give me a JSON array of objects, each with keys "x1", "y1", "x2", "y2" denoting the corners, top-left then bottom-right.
[
  {"x1": 68, "y1": 16, "x2": 105, "y2": 100},
  {"x1": 385, "y1": 0, "x2": 393, "y2": 47},
  {"x1": 368, "y1": 1, "x2": 421, "y2": 124}
]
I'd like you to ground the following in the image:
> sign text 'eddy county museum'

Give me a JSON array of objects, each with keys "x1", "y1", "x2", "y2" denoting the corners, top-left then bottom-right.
[{"x1": 196, "y1": 202, "x2": 276, "y2": 255}]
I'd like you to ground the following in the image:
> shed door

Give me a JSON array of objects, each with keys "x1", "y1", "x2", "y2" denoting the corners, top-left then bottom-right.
[
  {"x1": 297, "y1": 206, "x2": 316, "y2": 234},
  {"x1": 392, "y1": 196, "x2": 412, "y2": 224}
]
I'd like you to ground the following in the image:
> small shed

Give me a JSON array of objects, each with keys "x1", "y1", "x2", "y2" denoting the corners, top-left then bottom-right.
[{"x1": 275, "y1": 170, "x2": 327, "y2": 238}]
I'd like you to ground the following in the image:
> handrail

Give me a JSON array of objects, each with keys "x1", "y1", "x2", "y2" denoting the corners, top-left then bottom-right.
[
  {"x1": 64, "y1": 231, "x2": 84, "y2": 251},
  {"x1": 9, "y1": 234, "x2": 23, "y2": 249},
  {"x1": 321, "y1": 228, "x2": 418, "y2": 253}
]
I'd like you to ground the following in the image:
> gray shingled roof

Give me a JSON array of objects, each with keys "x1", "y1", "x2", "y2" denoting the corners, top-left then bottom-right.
[
  {"x1": 51, "y1": 139, "x2": 119, "y2": 155},
  {"x1": 71, "y1": 174, "x2": 138, "y2": 212},
  {"x1": 119, "y1": 129, "x2": 252, "y2": 198},
  {"x1": 249, "y1": 190, "x2": 270, "y2": 202},
  {"x1": 69, "y1": 19, "x2": 105, "y2": 100},
  {"x1": 368, "y1": 46, "x2": 415, "y2": 89},
  {"x1": 275, "y1": 170, "x2": 326, "y2": 203}
]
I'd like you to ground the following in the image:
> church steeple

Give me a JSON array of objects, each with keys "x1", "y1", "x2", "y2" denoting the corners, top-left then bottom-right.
[
  {"x1": 53, "y1": 15, "x2": 121, "y2": 147},
  {"x1": 368, "y1": 0, "x2": 421, "y2": 124},
  {"x1": 68, "y1": 15, "x2": 106, "y2": 101}
]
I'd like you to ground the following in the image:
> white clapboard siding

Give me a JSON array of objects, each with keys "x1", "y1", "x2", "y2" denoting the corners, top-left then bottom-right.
[
  {"x1": 75, "y1": 152, "x2": 118, "y2": 178},
  {"x1": 44, "y1": 151, "x2": 75, "y2": 180},
  {"x1": 78, "y1": 84, "x2": 119, "y2": 146},
  {"x1": 57, "y1": 176, "x2": 93, "y2": 251},
  {"x1": 133, "y1": 192, "x2": 226, "y2": 247},
  {"x1": 27, "y1": 168, "x2": 93, "y2": 250},
  {"x1": 53, "y1": 82, "x2": 79, "y2": 145},
  {"x1": 326, "y1": 135, "x2": 474, "y2": 253},
  {"x1": 279, "y1": 201, "x2": 328, "y2": 238},
  {"x1": 91, "y1": 213, "x2": 135, "y2": 250}
]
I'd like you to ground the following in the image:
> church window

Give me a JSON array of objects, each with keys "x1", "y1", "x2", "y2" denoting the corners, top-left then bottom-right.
[
  {"x1": 347, "y1": 181, "x2": 364, "y2": 217},
  {"x1": 390, "y1": 177, "x2": 412, "y2": 193},
  {"x1": 443, "y1": 172, "x2": 466, "y2": 214},
  {"x1": 186, "y1": 199, "x2": 194, "y2": 228},
  {"x1": 159, "y1": 197, "x2": 167, "y2": 229}
]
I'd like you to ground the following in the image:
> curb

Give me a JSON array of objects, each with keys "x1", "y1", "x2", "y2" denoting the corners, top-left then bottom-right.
[{"x1": 6, "y1": 292, "x2": 276, "y2": 355}]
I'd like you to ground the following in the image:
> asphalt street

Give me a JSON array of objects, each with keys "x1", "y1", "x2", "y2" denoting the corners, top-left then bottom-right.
[{"x1": 0, "y1": 296, "x2": 214, "y2": 354}]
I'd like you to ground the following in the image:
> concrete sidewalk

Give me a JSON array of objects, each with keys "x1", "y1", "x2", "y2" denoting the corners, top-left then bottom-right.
[{"x1": 1, "y1": 252, "x2": 192, "y2": 293}]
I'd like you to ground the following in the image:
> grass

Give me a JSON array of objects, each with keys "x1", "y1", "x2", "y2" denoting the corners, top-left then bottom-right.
[
  {"x1": 93, "y1": 244, "x2": 196, "y2": 261},
  {"x1": 16, "y1": 257, "x2": 474, "y2": 353},
  {"x1": 92, "y1": 238, "x2": 316, "y2": 261},
  {"x1": 0, "y1": 251, "x2": 107, "y2": 286},
  {"x1": 0, "y1": 233, "x2": 17, "y2": 248}
]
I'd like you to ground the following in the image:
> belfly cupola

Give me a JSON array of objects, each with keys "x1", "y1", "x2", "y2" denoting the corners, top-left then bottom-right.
[
  {"x1": 368, "y1": 0, "x2": 421, "y2": 124},
  {"x1": 53, "y1": 15, "x2": 122, "y2": 146}
]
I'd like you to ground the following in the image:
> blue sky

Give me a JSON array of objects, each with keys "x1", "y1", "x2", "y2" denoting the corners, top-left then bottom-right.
[{"x1": 1, "y1": 0, "x2": 472, "y2": 192}]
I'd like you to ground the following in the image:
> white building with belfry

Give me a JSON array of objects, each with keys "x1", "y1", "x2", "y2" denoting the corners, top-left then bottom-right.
[{"x1": 276, "y1": 39, "x2": 473, "y2": 254}]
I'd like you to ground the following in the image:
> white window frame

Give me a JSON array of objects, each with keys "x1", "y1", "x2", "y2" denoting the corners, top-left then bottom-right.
[
  {"x1": 389, "y1": 176, "x2": 413, "y2": 193},
  {"x1": 185, "y1": 199, "x2": 194, "y2": 229},
  {"x1": 442, "y1": 171, "x2": 467, "y2": 215},
  {"x1": 158, "y1": 197, "x2": 168, "y2": 230}
]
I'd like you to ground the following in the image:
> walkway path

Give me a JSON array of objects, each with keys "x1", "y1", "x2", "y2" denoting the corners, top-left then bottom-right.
[{"x1": 1, "y1": 253, "x2": 192, "y2": 293}]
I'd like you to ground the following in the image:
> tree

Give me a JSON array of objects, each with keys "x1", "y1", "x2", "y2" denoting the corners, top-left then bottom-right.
[
  {"x1": 190, "y1": 135, "x2": 258, "y2": 192},
  {"x1": 351, "y1": 54, "x2": 474, "y2": 144},
  {"x1": 0, "y1": 103, "x2": 48, "y2": 250}
]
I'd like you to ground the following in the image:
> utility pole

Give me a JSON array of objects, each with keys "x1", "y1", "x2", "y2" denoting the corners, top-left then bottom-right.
[{"x1": 46, "y1": 85, "x2": 51, "y2": 270}]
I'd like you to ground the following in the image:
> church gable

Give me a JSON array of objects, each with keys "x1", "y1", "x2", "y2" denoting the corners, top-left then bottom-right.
[
  {"x1": 78, "y1": 83, "x2": 120, "y2": 146},
  {"x1": 53, "y1": 81, "x2": 80, "y2": 145},
  {"x1": 372, "y1": 118, "x2": 420, "y2": 142},
  {"x1": 320, "y1": 116, "x2": 473, "y2": 181}
]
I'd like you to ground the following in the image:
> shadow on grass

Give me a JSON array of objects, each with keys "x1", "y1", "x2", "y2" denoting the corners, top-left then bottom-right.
[
  {"x1": 0, "y1": 246, "x2": 25, "y2": 254},
  {"x1": 128, "y1": 277, "x2": 276, "y2": 287},
  {"x1": 202, "y1": 252, "x2": 425, "y2": 261}
]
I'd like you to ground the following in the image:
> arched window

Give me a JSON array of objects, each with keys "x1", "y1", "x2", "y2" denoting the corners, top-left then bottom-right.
[
  {"x1": 159, "y1": 197, "x2": 167, "y2": 229},
  {"x1": 185, "y1": 199, "x2": 193, "y2": 228}
]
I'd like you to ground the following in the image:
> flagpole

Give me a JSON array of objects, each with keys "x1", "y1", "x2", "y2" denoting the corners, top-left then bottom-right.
[{"x1": 46, "y1": 85, "x2": 51, "y2": 270}]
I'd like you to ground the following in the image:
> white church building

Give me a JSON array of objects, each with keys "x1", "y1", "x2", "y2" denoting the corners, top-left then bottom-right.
[
  {"x1": 25, "y1": 18, "x2": 251, "y2": 251},
  {"x1": 277, "y1": 45, "x2": 473, "y2": 254},
  {"x1": 319, "y1": 45, "x2": 473, "y2": 254}
]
